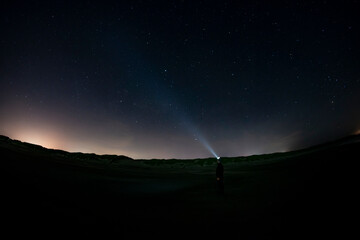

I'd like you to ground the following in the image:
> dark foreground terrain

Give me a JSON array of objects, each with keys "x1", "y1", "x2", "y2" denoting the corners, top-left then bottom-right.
[{"x1": 1, "y1": 135, "x2": 359, "y2": 238}]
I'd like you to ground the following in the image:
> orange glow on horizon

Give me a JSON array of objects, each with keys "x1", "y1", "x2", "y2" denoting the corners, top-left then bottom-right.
[
  {"x1": 8, "y1": 130, "x2": 136, "y2": 157},
  {"x1": 9, "y1": 129, "x2": 63, "y2": 150}
]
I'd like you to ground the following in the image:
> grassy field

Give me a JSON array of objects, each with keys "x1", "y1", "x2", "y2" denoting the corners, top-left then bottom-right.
[{"x1": 1, "y1": 135, "x2": 358, "y2": 238}]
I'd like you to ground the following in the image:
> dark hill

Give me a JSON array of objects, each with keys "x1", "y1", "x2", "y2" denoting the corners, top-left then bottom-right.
[{"x1": 1, "y1": 134, "x2": 359, "y2": 238}]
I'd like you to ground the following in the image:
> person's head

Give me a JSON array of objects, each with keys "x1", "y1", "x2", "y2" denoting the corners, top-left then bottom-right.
[{"x1": 217, "y1": 157, "x2": 221, "y2": 164}]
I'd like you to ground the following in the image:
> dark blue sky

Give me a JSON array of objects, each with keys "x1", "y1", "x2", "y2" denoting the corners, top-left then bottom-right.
[{"x1": 1, "y1": 0, "x2": 360, "y2": 159}]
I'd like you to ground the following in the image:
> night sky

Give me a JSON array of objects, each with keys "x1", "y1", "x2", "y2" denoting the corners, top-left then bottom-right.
[{"x1": 1, "y1": 1, "x2": 360, "y2": 159}]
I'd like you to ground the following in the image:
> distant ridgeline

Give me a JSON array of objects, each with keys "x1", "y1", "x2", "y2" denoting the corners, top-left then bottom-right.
[
  {"x1": 0, "y1": 135, "x2": 133, "y2": 168},
  {"x1": 1, "y1": 134, "x2": 359, "y2": 168}
]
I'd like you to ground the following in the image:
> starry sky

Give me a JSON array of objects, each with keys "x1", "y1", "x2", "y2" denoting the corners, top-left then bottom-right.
[{"x1": 1, "y1": 0, "x2": 360, "y2": 159}]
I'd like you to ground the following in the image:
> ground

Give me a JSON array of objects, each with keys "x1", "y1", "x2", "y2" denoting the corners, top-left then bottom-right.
[{"x1": 1, "y1": 135, "x2": 358, "y2": 238}]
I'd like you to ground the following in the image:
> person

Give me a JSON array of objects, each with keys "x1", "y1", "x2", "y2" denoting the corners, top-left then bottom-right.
[{"x1": 216, "y1": 158, "x2": 224, "y2": 194}]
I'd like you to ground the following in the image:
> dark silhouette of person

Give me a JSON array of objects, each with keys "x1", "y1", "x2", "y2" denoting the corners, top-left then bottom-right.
[{"x1": 216, "y1": 158, "x2": 224, "y2": 194}]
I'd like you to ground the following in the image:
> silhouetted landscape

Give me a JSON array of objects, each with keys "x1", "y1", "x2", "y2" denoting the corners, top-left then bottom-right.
[
  {"x1": 2, "y1": 134, "x2": 358, "y2": 238},
  {"x1": 2, "y1": 1, "x2": 360, "y2": 238}
]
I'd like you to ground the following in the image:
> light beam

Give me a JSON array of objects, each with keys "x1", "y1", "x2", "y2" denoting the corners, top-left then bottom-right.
[{"x1": 192, "y1": 129, "x2": 219, "y2": 159}]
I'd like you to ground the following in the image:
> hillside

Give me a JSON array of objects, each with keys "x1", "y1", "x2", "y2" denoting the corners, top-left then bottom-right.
[{"x1": 1, "y1": 134, "x2": 359, "y2": 238}]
